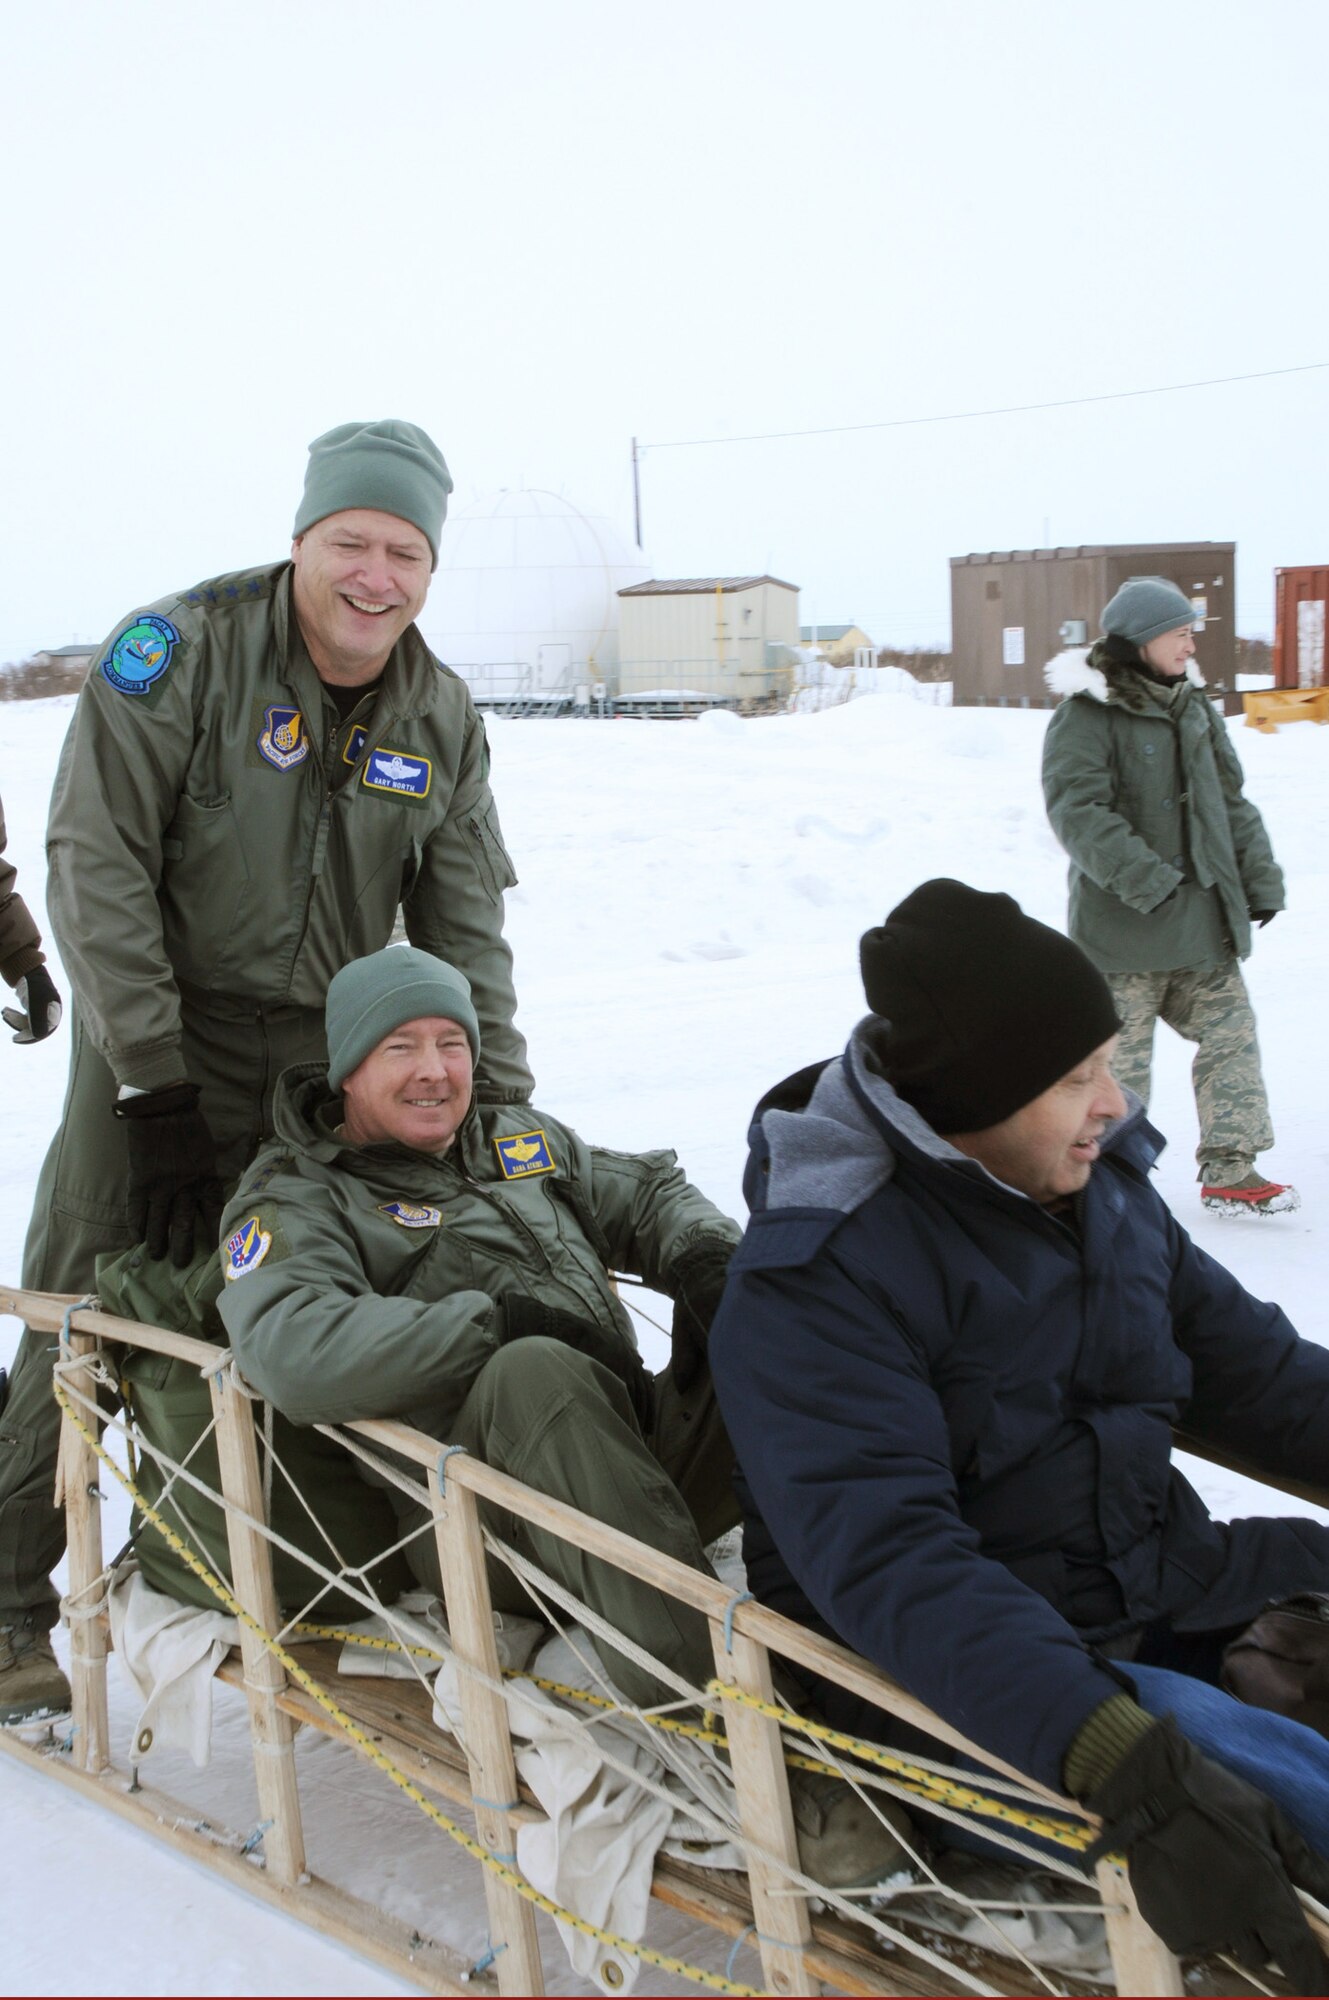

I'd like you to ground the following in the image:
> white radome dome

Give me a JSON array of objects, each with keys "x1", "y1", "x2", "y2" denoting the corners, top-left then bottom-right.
[{"x1": 423, "y1": 488, "x2": 651, "y2": 698}]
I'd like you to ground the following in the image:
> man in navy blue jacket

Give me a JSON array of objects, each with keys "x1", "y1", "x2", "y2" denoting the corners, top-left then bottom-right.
[{"x1": 710, "y1": 878, "x2": 1329, "y2": 1988}]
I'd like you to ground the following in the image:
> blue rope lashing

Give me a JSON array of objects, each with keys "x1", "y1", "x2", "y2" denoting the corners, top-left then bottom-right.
[
  {"x1": 722, "y1": 1590, "x2": 753, "y2": 1653},
  {"x1": 465, "y1": 1939, "x2": 507, "y2": 1981},
  {"x1": 437, "y1": 1443, "x2": 468, "y2": 1492}
]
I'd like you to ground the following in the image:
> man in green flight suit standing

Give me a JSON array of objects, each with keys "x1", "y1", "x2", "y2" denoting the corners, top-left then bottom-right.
[{"x1": 0, "y1": 419, "x2": 533, "y2": 1722}]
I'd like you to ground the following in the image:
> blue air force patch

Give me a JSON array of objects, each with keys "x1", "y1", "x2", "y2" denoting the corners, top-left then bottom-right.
[
  {"x1": 100, "y1": 615, "x2": 180, "y2": 696},
  {"x1": 362, "y1": 748, "x2": 432, "y2": 798},
  {"x1": 494, "y1": 1130, "x2": 556, "y2": 1179},
  {"x1": 342, "y1": 724, "x2": 369, "y2": 766},
  {"x1": 223, "y1": 1216, "x2": 272, "y2": 1281},
  {"x1": 257, "y1": 705, "x2": 310, "y2": 771},
  {"x1": 378, "y1": 1200, "x2": 442, "y2": 1229}
]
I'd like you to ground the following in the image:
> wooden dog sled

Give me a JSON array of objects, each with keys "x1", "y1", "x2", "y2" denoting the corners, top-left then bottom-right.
[{"x1": 2, "y1": 1284, "x2": 1324, "y2": 1999}]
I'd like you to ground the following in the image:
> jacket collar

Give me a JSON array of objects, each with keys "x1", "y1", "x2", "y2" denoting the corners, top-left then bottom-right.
[
  {"x1": 1043, "y1": 643, "x2": 1206, "y2": 711},
  {"x1": 756, "y1": 1018, "x2": 1160, "y2": 1218},
  {"x1": 272, "y1": 1062, "x2": 487, "y2": 1180}
]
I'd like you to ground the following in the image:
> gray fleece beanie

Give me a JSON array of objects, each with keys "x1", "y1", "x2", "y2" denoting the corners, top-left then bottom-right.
[
  {"x1": 326, "y1": 947, "x2": 480, "y2": 1089},
  {"x1": 1100, "y1": 576, "x2": 1196, "y2": 646},
  {"x1": 293, "y1": 420, "x2": 453, "y2": 568}
]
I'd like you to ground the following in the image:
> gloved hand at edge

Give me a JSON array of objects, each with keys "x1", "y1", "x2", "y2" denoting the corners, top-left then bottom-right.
[
  {"x1": 667, "y1": 1238, "x2": 736, "y2": 1393},
  {"x1": 500, "y1": 1295, "x2": 654, "y2": 1433},
  {"x1": 114, "y1": 1080, "x2": 225, "y2": 1269},
  {"x1": 2, "y1": 964, "x2": 62, "y2": 1044},
  {"x1": 1075, "y1": 1702, "x2": 1329, "y2": 1991}
]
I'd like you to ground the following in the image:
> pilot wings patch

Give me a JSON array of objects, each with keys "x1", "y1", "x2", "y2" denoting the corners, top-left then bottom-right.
[{"x1": 494, "y1": 1130, "x2": 555, "y2": 1179}]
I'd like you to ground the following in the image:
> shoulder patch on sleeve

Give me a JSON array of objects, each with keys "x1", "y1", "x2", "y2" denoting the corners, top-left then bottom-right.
[
  {"x1": 99, "y1": 615, "x2": 181, "y2": 696},
  {"x1": 223, "y1": 1216, "x2": 272, "y2": 1280}
]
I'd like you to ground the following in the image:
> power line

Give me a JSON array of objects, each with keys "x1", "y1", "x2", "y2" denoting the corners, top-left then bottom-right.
[{"x1": 639, "y1": 360, "x2": 1329, "y2": 452}]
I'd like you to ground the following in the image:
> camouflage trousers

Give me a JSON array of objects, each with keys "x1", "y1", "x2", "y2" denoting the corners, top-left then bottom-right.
[{"x1": 1107, "y1": 960, "x2": 1274, "y2": 1183}]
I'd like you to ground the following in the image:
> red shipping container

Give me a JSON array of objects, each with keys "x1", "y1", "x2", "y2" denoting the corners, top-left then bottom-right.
[{"x1": 1273, "y1": 565, "x2": 1329, "y2": 688}]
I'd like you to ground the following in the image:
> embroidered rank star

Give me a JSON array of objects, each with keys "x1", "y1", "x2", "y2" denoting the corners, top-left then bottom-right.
[
  {"x1": 257, "y1": 704, "x2": 310, "y2": 771},
  {"x1": 342, "y1": 724, "x2": 369, "y2": 766},
  {"x1": 494, "y1": 1130, "x2": 556, "y2": 1179},
  {"x1": 223, "y1": 1216, "x2": 272, "y2": 1280},
  {"x1": 379, "y1": 1200, "x2": 442, "y2": 1228}
]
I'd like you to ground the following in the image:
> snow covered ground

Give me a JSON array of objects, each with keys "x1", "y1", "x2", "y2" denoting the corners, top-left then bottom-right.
[{"x1": 3, "y1": 684, "x2": 1328, "y2": 1994}]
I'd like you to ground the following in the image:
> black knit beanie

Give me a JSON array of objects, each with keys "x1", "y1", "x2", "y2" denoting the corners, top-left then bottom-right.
[{"x1": 859, "y1": 880, "x2": 1120, "y2": 1133}]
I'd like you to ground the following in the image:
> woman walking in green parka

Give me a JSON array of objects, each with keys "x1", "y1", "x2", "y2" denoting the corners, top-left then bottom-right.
[{"x1": 1042, "y1": 575, "x2": 1296, "y2": 1217}]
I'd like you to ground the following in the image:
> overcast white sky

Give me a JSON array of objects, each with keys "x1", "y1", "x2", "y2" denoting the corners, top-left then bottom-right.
[{"x1": 4, "y1": 0, "x2": 1327, "y2": 661}]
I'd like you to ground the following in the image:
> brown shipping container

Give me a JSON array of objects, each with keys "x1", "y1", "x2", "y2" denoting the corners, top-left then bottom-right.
[{"x1": 1273, "y1": 565, "x2": 1329, "y2": 688}]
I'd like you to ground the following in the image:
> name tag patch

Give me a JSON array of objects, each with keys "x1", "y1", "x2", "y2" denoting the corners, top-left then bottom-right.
[
  {"x1": 362, "y1": 747, "x2": 432, "y2": 798},
  {"x1": 100, "y1": 615, "x2": 180, "y2": 696},
  {"x1": 494, "y1": 1130, "x2": 556, "y2": 1179},
  {"x1": 257, "y1": 705, "x2": 309, "y2": 771},
  {"x1": 224, "y1": 1216, "x2": 272, "y2": 1280},
  {"x1": 379, "y1": 1200, "x2": 442, "y2": 1229}
]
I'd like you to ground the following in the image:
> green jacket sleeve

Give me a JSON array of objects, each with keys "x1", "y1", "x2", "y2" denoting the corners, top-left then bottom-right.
[
  {"x1": 1205, "y1": 706, "x2": 1285, "y2": 915},
  {"x1": 0, "y1": 789, "x2": 46, "y2": 986},
  {"x1": 44, "y1": 630, "x2": 200, "y2": 1088},
  {"x1": 403, "y1": 709, "x2": 533, "y2": 1105},
  {"x1": 560, "y1": 1127, "x2": 742, "y2": 1291},
  {"x1": 217, "y1": 1172, "x2": 502, "y2": 1429},
  {"x1": 1042, "y1": 697, "x2": 1183, "y2": 914}
]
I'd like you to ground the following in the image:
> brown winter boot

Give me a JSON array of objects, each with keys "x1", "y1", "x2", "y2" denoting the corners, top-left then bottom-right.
[
  {"x1": 788, "y1": 1763, "x2": 916, "y2": 1888},
  {"x1": 0, "y1": 1622, "x2": 71, "y2": 1725}
]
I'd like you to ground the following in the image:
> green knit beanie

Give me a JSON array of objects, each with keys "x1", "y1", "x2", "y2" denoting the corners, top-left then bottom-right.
[
  {"x1": 293, "y1": 420, "x2": 453, "y2": 568},
  {"x1": 326, "y1": 947, "x2": 480, "y2": 1089},
  {"x1": 1100, "y1": 576, "x2": 1196, "y2": 646}
]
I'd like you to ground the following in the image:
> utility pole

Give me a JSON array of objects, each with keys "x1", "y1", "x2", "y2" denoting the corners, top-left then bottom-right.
[{"x1": 631, "y1": 436, "x2": 643, "y2": 550}]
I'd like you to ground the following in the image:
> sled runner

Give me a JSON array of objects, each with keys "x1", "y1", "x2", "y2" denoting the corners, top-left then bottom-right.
[{"x1": 2, "y1": 1284, "x2": 1323, "y2": 1999}]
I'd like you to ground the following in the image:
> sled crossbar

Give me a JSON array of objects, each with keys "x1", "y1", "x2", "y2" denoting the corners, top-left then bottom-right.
[{"x1": 0, "y1": 1285, "x2": 1230, "y2": 1996}]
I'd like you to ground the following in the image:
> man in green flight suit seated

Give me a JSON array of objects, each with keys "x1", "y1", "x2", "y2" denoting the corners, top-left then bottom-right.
[{"x1": 214, "y1": 943, "x2": 741, "y2": 1714}]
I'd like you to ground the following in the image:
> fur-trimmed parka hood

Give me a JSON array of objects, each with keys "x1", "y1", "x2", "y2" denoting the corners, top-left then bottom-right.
[{"x1": 1044, "y1": 643, "x2": 1206, "y2": 705}]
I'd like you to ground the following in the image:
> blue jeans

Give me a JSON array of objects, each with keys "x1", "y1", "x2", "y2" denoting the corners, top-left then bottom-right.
[
  {"x1": 1130, "y1": 1660, "x2": 1329, "y2": 1857},
  {"x1": 943, "y1": 1664, "x2": 1329, "y2": 1865}
]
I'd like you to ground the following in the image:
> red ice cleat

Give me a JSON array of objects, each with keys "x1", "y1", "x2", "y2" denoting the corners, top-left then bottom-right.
[{"x1": 1200, "y1": 1177, "x2": 1301, "y2": 1218}]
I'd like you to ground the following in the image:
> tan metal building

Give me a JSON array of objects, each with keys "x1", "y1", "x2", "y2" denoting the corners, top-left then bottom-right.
[
  {"x1": 950, "y1": 543, "x2": 1236, "y2": 707},
  {"x1": 617, "y1": 575, "x2": 800, "y2": 706}
]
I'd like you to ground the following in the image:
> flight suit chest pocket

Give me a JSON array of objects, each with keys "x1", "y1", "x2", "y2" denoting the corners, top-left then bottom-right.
[{"x1": 158, "y1": 793, "x2": 249, "y2": 983}]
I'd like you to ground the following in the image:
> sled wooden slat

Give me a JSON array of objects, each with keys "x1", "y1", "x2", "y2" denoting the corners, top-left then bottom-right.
[
  {"x1": 1095, "y1": 1858, "x2": 1183, "y2": 1996},
  {"x1": 0, "y1": 1727, "x2": 494, "y2": 1998},
  {"x1": 429, "y1": 1457, "x2": 544, "y2": 1997},
  {"x1": 3, "y1": 1285, "x2": 1219, "y2": 1996},
  {"x1": 708, "y1": 1618, "x2": 816, "y2": 1995},
  {"x1": 60, "y1": 1326, "x2": 112, "y2": 1774},
  {"x1": 209, "y1": 1362, "x2": 307, "y2": 1888}
]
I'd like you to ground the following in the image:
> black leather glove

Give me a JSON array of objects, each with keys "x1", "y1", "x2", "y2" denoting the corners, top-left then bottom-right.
[
  {"x1": 3, "y1": 965, "x2": 62, "y2": 1044},
  {"x1": 668, "y1": 1240, "x2": 735, "y2": 1393},
  {"x1": 500, "y1": 1296, "x2": 654, "y2": 1432},
  {"x1": 114, "y1": 1081, "x2": 225, "y2": 1268},
  {"x1": 1086, "y1": 1716, "x2": 1329, "y2": 1990},
  {"x1": 1253, "y1": 910, "x2": 1278, "y2": 927}
]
